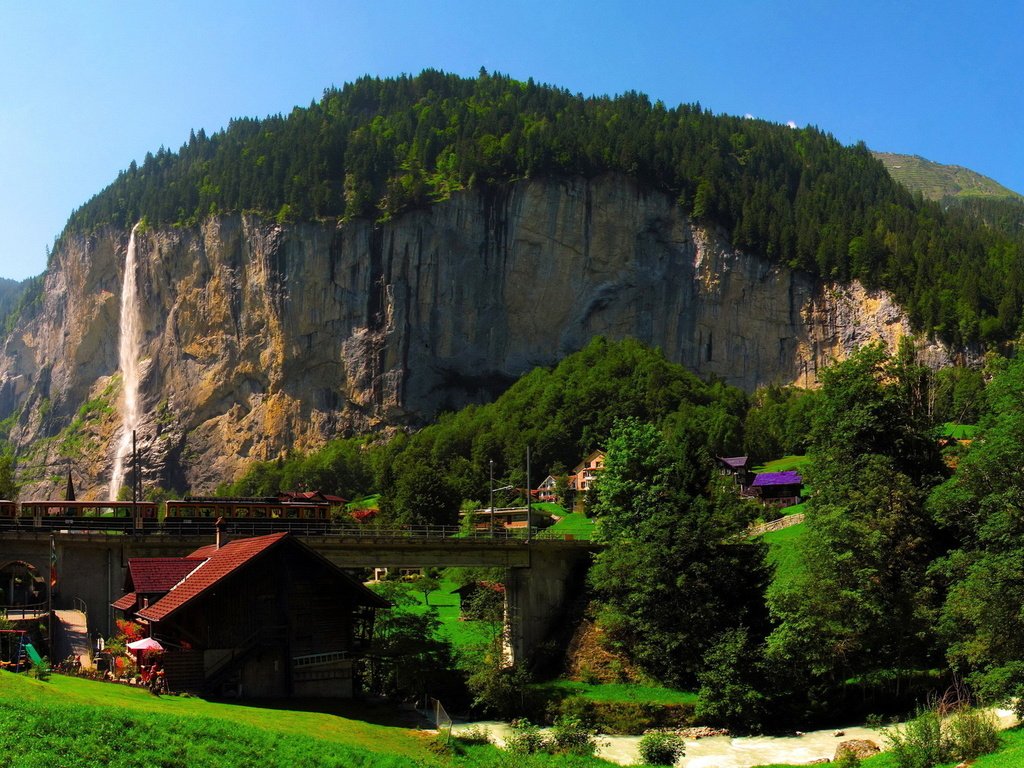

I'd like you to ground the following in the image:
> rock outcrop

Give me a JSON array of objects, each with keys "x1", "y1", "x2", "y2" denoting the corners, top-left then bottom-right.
[{"x1": 0, "y1": 174, "x2": 962, "y2": 496}]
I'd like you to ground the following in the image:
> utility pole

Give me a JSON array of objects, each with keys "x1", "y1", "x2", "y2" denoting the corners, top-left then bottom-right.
[
  {"x1": 526, "y1": 446, "x2": 532, "y2": 543},
  {"x1": 47, "y1": 534, "x2": 54, "y2": 663},
  {"x1": 132, "y1": 430, "x2": 139, "y2": 504},
  {"x1": 489, "y1": 459, "x2": 494, "y2": 538}
]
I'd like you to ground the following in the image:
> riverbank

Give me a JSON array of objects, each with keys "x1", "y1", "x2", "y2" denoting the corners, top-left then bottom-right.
[{"x1": 453, "y1": 709, "x2": 1019, "y2": 767}]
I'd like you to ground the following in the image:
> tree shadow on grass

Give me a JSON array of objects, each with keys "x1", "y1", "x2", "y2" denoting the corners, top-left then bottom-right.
[{"x1": 205, "y1": 695, "x2": 432, "y2": 729}]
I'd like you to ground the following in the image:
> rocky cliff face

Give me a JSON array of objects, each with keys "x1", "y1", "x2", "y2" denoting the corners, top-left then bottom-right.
[{"x1": 0, "y1": 174, "x2": 960, "y2": 497}]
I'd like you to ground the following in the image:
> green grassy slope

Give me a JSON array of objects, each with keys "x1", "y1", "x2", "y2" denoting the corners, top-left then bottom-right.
[
  {"x1": 532, "y1": 680, "x2": 698, "y2": 706},
  {"x1": 406, "y1": 578, "x2": 499, "y2": 651},
  {"x1": 763, "y1": 520, "x2": 808, "y2": 585},
  {"x1": 0, "y1": 672, "x2": 618, "y2": 767},
  {"x1": 544, "y1": 513, "x2": 597, "y2": 540},
  {"x1": 0, "y1": 671, "x2": 431, "y2": 767},
  {"x1": 753, "y1": 455, "x2": 810, "y2": 473},
  {"x1": 873, "y1": 152, "x2": 1023, "y2": 201}
]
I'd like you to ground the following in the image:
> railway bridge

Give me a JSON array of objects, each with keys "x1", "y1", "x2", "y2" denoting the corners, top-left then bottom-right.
[{"x1": 0, "y1": 529, "x2": 595, "y2": 663}]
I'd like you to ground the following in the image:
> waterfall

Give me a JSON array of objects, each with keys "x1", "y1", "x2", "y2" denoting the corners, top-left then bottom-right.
[{"x1": 109, "y1": 223, "x2": 143, "y2": 500}]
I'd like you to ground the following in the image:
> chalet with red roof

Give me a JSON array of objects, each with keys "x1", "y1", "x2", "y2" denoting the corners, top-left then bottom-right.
[
  {"x1": 113, "y1": 533, "x2": 387, "y2": 698},
  {"x1": 112, "y1": 557, "x2": 206, "y2": 617},
  {"x1": 277, "y1": 490, "x2": 347, "y2": 506}
]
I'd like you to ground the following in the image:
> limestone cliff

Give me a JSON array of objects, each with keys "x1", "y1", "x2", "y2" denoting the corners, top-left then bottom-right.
[{"x1": 0, "y1": 174, "x2": 961, "y2": 497}]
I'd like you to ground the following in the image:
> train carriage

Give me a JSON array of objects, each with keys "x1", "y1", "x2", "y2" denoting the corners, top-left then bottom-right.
[
  {"x1": 0, "y1": 493, "x2": 340, "y2": 535},
  {"x1": 0, "y1": 501, "x2": 17, "y2": 529},
  {"x1": 163, "y1": 497, "x2": 333, "y2": 536},
  {"x1": 16, "y1": 500, "x2": 158, "y2": 532}
]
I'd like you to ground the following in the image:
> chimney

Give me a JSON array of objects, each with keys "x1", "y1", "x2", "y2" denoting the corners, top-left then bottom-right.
[{"x1": 214, "y1": 517, "x2": 224, "y2": 550}]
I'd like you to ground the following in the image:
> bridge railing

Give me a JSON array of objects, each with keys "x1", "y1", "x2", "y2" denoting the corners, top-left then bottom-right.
[
  {"x1": 1, "y1": 602, "x2": 48, "y2": 620},
  {"x1": 212, "y1": 521, "x2": 534, "y2": 539},
  {"x1": 1, "y1": 519, "x2": 594, "y2": 542}
]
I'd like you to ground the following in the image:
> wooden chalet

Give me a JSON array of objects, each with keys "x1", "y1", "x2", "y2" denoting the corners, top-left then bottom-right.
[
  {"x1": 112, "y1": 557, "x2": 206, "y2": 617},
  {"x1": 277, "y1": 490, "x2": 347, "y2": 507},
  {"x1": 717, "y1": 456, "x2": 753, "y2": 490},
  {"x1": 113, "y1": 533, "x2": 388, "y2": 698},
  {"x1": 750, "y1": 470, "x2": 803, "y2": 507}
]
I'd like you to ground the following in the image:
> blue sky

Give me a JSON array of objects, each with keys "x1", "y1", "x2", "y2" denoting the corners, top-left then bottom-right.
[{"x1": 1, "y1": 1, "x2": 1022, "y2": 281}]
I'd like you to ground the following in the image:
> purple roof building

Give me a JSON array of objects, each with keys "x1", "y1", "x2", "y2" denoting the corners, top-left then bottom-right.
[
  {"x1": 750, "y1": 470, "x2": 803, "y2": 506},
  {"x1": 751, "y1": 470, "x2": 802, "y2": 487}
]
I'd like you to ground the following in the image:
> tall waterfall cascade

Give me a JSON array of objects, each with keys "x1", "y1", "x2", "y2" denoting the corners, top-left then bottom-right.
[{"x1": 108, "y1": 223, "x2": 144, "y2": 500}]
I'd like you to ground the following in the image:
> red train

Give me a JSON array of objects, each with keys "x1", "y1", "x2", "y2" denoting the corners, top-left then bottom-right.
[{"x1": 0, "y1": 495, "x2": 339, "y2": 535}]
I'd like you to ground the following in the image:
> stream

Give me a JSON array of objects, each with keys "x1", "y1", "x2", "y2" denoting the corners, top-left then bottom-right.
[{"x1": 452, "y1": 709, "x2": 1018, "y2": 767}]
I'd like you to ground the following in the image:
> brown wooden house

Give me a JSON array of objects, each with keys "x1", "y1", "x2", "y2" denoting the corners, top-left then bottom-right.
[
  {"x1": 750, "y1": 470, "x2": 803, "y2": 507},
  {"x1": 115, "y1": 533, "x2": 388, "y2": 698},
  {"x1": 717, "y1": 456, "x2": 754, "y2": 493}
]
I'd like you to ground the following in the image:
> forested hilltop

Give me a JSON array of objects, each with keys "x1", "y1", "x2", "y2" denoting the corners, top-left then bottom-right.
[{"x1": 64, "y1": 69, "x2": 1024, "y2": 346}]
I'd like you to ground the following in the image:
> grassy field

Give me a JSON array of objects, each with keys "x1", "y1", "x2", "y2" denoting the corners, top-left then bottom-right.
[
  {"x1": 762, "y1": 519, "x2": 808, "y2": 585},
  {"x1": 405, "y1": 578, "x2": 499, "y2": 652},
  {"x1": 544, "y1": 512, "x2": 597, "y2": 540},
  {"x1": 0, "y1": 671, "x2": 618, "y2": 767},
  {"x1": 533, "y1": 680, "x2": 698, "y2": 706},
  {"x1": 0, "y1": 671, "x2": 431, "y2": 767},
  {"x1": 753, "y1": 455, "x2": 810, "y2": 473}
]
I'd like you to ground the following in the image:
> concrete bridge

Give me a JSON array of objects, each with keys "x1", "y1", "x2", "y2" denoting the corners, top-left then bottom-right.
[{"x1": 0, "y1": 530, "x2": 595, "y2": 663}]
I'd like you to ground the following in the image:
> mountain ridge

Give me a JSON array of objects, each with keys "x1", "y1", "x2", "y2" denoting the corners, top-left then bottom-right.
[{"x1": 872, "y1": 150, "x2": 1023, "y2": 202}]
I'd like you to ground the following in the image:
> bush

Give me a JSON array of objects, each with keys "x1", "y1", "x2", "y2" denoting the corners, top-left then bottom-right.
[
  {"x1": 638, "y1": 731, "x2": 686, "y2": 765},
  {"x1": 884, "y1": 706, "x2": 1001, "y2": 768},
  {"x1": 504, "y1": 718, "x2": 546, "y2": 755},
  {"x1": 546, "y1": 694, "x2": 596, "y2": 728},
  {"x1": 548, "y1": 715, "x2": 598, "y2": 757},
  {"x1": 884, "y1": 708, "x2": 945, "y2": 768},
  {"x1": 455, "y1": 724, "x2": 491, "y2": 745},
  {"x1": 945, "y1": 707, "x2": 1000, "y2": 762},
  {"x1": 28, "y1": 656, "x2": 50, "y2": 681}
]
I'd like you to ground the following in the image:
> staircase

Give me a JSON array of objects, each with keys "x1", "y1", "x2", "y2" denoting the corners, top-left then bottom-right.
[{"x1": 54, "y1": 607, "x2": 93, "y2": 669}]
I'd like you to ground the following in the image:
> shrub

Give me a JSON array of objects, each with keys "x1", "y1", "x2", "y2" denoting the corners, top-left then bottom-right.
[
  {"x1": 638, "y1": 731, "x2": 686, "y2": 765},
  {"x1": 884, "y1": 708, "x2": 945, "y2": 768},
  {"x1": 883, "y1": 705, "x2": 1001, "y2": 768},
  {"x1": 504, "y1": 718, "x2": 545, "y2": 755},
  {"x1": 547, "y1": 694, "x2": 596, "y2": 728},
  {"x1": 549, "y1": 714, "x2": 598, "y2": 757},
  {"x1": 945, "y1": 707, "x2": 1001, "y2": 762},
  {"x1": 832, "y1": 752, "x2": 862, "y2": 768},
  {"x1": 455, "y1": 724, "x2": 492, "y2": 745},
  {"x1": 28, "y1": 656, "x2": 50, "y2": 681}
]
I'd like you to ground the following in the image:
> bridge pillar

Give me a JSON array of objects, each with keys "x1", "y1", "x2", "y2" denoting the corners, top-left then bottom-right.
[{"x1": 504, "y1": 545, "x2": 590, "y2": 665}]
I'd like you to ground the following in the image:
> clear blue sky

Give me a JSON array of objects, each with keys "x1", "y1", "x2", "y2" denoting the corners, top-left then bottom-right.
[{"x1": 1, "y1": 0, "x2": 1022, "y2": 281}]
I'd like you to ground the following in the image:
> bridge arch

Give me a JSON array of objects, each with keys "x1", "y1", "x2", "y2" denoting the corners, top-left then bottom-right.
[{"x1": 0, "y1": 560, "x2": 46, "y2": 607}]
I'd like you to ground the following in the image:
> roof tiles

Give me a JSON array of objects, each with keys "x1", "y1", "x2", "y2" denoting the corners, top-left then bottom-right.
[
  {"x1": 127, "y1": 557, "x2": 205, "y2": 593},
  {"x1": 751, "y1": 470, "x2": 803, "y2": 487},
  {"x1": 137, "y1": 533, "x2": 288, "y2": 623}
]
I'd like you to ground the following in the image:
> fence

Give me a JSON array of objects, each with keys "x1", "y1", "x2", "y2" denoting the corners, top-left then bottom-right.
[
  {"x1": 1, "y1": 602, "x2": 48, "y2": 620},
  {"x1": 747, "y1": 512, "x2": 806, "y2": 537},
  {"x1": 430, "y1": 697, "x2": 453, "y2": 743}
]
